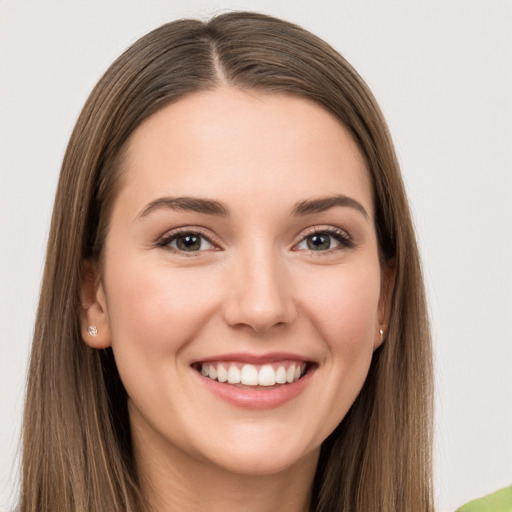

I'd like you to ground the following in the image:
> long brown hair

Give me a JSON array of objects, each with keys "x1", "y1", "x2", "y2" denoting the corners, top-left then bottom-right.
[{"x1": 21, "y1": 11, "x2": 434, "y2": 512}]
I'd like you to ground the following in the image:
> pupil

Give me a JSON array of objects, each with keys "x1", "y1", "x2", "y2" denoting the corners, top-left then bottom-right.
[
  {"x1": 177, "y1": 234, "x2": 201, "y2": 251},
  {"x1": 307, "y1": 234, "x2": 330, "y2": 251}
]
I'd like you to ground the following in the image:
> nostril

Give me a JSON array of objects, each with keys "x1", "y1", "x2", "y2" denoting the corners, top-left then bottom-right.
[
  {"x1": 222, "y1": 271, "x2": 297, "y2": 331},
  {"x1": 223, "y1": 305, "x2": 297, "y2": 333}
]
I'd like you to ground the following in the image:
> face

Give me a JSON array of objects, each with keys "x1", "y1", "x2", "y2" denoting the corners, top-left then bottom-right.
[{"x1": 82, "y1": 87, "x2": 392, "y2": 478}]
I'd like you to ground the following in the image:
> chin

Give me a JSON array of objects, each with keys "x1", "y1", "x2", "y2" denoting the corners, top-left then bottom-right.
[
  {"x1": 190, "y1": 424, "x2": 320, "y2": 477},
  {"x1": 208, "y1": 443, "x2": 318, "y2": 477}
]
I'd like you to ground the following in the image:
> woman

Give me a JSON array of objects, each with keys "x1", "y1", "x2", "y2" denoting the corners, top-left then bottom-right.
[{"x1": 20, "y1": 11, "x2": 434, "y2": 512}]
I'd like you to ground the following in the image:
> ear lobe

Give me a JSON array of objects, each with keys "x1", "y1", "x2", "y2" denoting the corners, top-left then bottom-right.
[
  {"x1": 375, "y1": 258, "x2": 396, "y2": 350},
  {"x1": 80, "y1": 260, "x2": 111, "y2": 349}
]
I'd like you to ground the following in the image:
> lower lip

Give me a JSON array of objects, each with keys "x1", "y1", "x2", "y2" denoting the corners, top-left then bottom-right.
[{"x1": 195, "y1": 367, "x2": 315, "y2": 410}]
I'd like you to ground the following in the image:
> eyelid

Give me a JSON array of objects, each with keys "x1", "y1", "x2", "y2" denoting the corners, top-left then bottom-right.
[
  {"x1": 155, "y1": 225, "x2": 353, "y2": 255},
  {"x1": 156, "y1": 226, "x2": 222, "y2": 253},
  {"x1": 292, "y1": 225, "x2": 354, "y2": 252}
]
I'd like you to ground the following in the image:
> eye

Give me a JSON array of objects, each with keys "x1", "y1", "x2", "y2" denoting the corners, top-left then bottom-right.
[
  {"x1": 295, "y1": 228, "x2": 353, "y2": 252},
  {"x1": 158, "y1": 231, "x2": 216, "y2": 253}
]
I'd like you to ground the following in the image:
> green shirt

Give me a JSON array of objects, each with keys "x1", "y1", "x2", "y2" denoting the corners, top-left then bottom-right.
[{"x1": 457, "y1": 486, "x2": 512, "y2": 512}]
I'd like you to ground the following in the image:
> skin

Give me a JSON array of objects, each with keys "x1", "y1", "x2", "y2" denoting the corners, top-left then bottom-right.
[{"x1": 81, "y1": 87, "x2": 394, "y2": 512}]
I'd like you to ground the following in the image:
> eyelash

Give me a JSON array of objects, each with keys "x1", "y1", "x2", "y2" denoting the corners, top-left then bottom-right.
[
  {"x1": 156, "y1": 228, "x2": 219, "y2": 256},
  {"x1": 294, "y1": 226, "x2": 354, "y2": 253},
  {"x1": 156, "y1": 226, "x2": 354, "y2": 255}
]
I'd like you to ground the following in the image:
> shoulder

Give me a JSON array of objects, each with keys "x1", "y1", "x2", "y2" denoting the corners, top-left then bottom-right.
[{"x1": 457, "y1": 486, "x2": 512, "y2": 512}]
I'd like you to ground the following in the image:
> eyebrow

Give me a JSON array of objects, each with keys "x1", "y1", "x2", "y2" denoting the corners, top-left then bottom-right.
[
  {"x1": 136, "y1": 194, "x2": 369, "y2": 221},
  {"x1": 291, "y1": 195, "x2": 369, "y2": 220},
  {"x1": 136, "y1": 196, "x2": 231, "y2": 219}
]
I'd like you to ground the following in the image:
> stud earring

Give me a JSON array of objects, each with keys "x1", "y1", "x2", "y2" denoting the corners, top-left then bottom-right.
[
  {"x1": 87, "y1": 325, "x2": 98, "y2": 338},
  {"x1": 379, "y1": 328, "x2": 384, "y2": 342}
]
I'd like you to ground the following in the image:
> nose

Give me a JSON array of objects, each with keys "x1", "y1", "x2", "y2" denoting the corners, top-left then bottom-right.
[{"x1": 222, "y1": 247, "x2": 297, "y2": 333}]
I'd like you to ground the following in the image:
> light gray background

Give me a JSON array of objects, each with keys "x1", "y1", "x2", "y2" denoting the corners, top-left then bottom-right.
[{"x1": 1, "y1": 1, "x2": 511, "y2": 511}]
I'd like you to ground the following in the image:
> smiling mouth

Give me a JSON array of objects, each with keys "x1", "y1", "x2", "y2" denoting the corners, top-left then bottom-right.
[{"x1": 192, "y1": 361, "x2": 311, "y2": 388}]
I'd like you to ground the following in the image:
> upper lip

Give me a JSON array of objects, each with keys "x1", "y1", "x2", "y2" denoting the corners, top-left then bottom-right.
[{"x1": 190, "y1": 352, "x2": 314, "y2": 365}]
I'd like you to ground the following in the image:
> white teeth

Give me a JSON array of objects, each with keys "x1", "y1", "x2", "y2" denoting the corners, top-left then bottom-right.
[
  {"x1": 276, "y1": 366, "x2": 287, "y2": 384},
  {"x1": 258, "y1": 365, "x2": 276, "y2": 386},
  {"x1": 217, "y1": 364, "x2": 228, "y2": 383},
  {"x1": 241, "y1": 364, "x2": 259, "y2": 385},
  {"x1": 199, "y1": 361, "x2": 307, "y2": 386},
  {"x1": 227, "y1": 365, "x2": 241, "y2": 384}
]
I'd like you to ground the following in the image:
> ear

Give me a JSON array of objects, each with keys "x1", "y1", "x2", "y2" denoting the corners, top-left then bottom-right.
[
  {"x1": 374, "y1": 257, "x2": 396, "y2": 350},
  {"x1": 80, "y1": 260, "x2": 111, "y2": 349}
]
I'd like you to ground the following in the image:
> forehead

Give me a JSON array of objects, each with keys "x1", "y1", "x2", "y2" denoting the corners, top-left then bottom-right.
[{"x1": 117, "y1": 87, "x2": 372, "y2": 218}]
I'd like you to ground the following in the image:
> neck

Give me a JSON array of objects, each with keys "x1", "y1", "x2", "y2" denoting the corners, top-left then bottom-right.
[{"x1": 132, "y1": 420, "x2": 319, "y2": 512}]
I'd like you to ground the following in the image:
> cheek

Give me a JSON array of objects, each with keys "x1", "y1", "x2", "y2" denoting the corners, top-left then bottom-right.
[
  {"x1": 105, "y1": 259, "x2": 220, "y2": 357},
  {"x1": 288, "y1": 261, "x2": 382, "y2": 442},
  {"x1": 296, "y1": 262, "x2": 381, "y2": 355}
]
